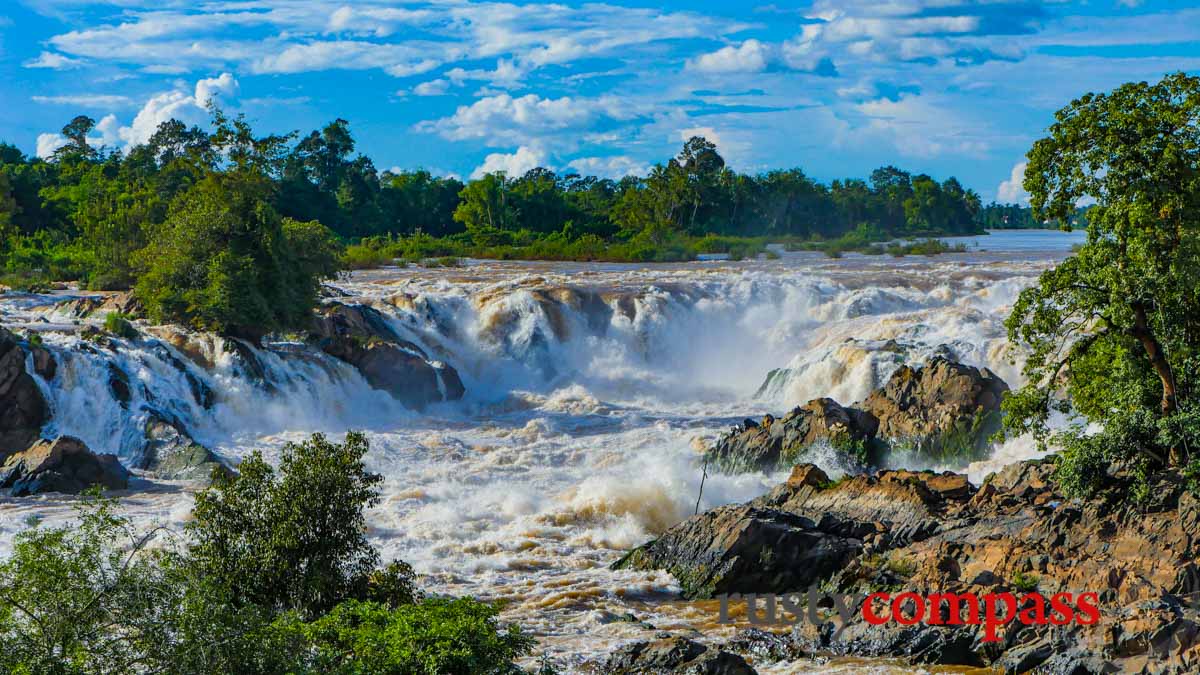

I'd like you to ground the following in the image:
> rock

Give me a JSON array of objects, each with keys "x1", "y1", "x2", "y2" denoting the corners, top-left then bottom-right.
[
  {"x1": 710, "y1": 357, "x2": 1008, "y2": 472},
  {"x1": 600, "y1": 636, "x2": 757, "y2": 675},
  {"x1": 613, "y1": 504, "x2": 864, "y2": 599},
  {"x1": 107, "y1": 363, "x2": 132, "y2": 408},
  {"x1": 708, "y1": 398, "x2": 880, "y2": 472},
  {"x1": 311, "y1": 302, "x2": 465, "y2": 409},
  {"x1": 30, "y1": 343, "x2": 56, "y2": 380},
  {"x1": 53, "y1": 292, "x2": 142, "y2": 319},
  {"x1": 136, "y1": 410, "x2": 229, "y2": 481},
  {"x1": 857, "y1": 356, "x2": 1008, "y2": 458},
  {"x1": 0, "y1": 328, "x2": 49, "y2": 457},
  {"x1": 0, "y1": 436, "x2": 128, "y2": 495},
  {"x1": 786, "y1": 464, "x2": 830, "y2": 490}
]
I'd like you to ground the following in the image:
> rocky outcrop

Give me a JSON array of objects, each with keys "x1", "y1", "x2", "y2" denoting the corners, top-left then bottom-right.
[
  {"x1": 858, "y1": 357, "x2": 1008, "y2": 457},
  {"x1": 709, "y1": 357, "x2": 1007, "y2": 471},
  {"x1": 0, "y1": 436, "x2": 128, "y2": 495},
  {"x1": 626, "y1": 457, "x2": 1200, "y2": 673},
  {"x1": 616, "y1": 464, "x2": 972, "y2": 598},
  {"x1": 709, "y1": 399, "x2": 880, "y2": 471},
  {"x1": 310, "y1": 302, "x2": 465, "y2": 409},
  {"x1": 135, "y1": 410, "x2": 229, "y2": 481},
  {"x1": 600, "y1": 636, "x2": 757, "y2": 675},
  {"x1": 0, "y1": 328, "x2": 49, "y2": 457},
  {"x1": 53, "y1": 291, "x2": 143, "y2": 319}
]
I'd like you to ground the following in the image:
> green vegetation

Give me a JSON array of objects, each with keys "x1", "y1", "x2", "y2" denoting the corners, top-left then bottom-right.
[
  {"x1": 0, "y1": 113, "x2": 991, "y2": 310},
  {"x1": 0, "y1": 433, "x2": 534, "y2": 674},
  {"x1": 1011, "y1": 570, "x2": 1040, "y2": 593},
  {"x1": 1000, "y1": 72, "x2": 1200, "y2": 497},
  {"x1": 102, "y1": 312, "x2": 138, "y2": 339}
]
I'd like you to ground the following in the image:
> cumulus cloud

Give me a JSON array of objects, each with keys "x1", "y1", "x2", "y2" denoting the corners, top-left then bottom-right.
[
  {"x1": 35, "y1": 73, "x2": 239, "y2": 155},
  {"x1": 420, "y1": 93, "x2": 634, "y2": 147},
  {"x1": 471, "y1": 146, "x2": 544, "y2": 178},
  {"x1": 413, "y1": 79, "x2": 450, "y2": 96},
  {"x1": 997, "y1": 161, "x2": 1030, "y2": 204},
  {"x1": 689, "y1": 39, "x2": 771, "y2": 74},
  {"x1": 566, "y1": 155, "x2": 648, "y2": 179}
]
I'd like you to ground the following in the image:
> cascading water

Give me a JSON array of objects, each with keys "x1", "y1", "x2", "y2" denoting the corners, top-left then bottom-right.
[{"x1": 0, "y1": 230, "x2": 1085, "y2": 671}]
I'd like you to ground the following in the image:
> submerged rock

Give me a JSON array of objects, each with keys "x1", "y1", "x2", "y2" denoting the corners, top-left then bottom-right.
[
  {"x1": 710, "y1": 357, "x2": 1007, "y2": 472},
  {"x1": 600, "y1": 636, "x2": 757, "y2": 675},
  {"x1": 0, "y1": 436, "x2": 128, "y2": 495},
  {"x1": 0, "y1": 328, "x2": 49, "y2": 457},
  {"x1": 136, "y1": 410, "x2": 229, "y2": 481}
]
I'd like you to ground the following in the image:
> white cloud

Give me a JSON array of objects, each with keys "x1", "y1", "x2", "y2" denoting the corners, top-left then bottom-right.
[
  {"x1": 689, "y1": 39, "x2": 771, "y2": 74},
  {"x1": 24, "y1": 51, "x2": 85, "y2": 69},
  {"x1": 471, "y1": 146, "x2": 544, "y2": 178},
  {"x1": 36, "y1": 134, "x2": 69, "y2": 159},
  {"x1": 420, "y1": 93, "x2": 633, "y2": 147},
  {"x1": 31, "y1": 94, "x2": 133, "y2": 107},
  {"x1": 997, "y1": 161, "x2": 1030, "y2": 204},
  {"x1": 413, "y1": 79, "x2": 450, "y2": 96},
  {"x1": 566, "y1": 155, "x2": 647, "y2": 179},
  {"x1": 35, "y1": 73, "x2": 240, "y2": 154}
]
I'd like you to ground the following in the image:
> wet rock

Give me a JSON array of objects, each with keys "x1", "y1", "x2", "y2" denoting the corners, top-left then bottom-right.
[
  {"x1": 711, "y1": 357, "x2": 1008, "y2": 472},
  {"x1": 311, "y1": 302, "x2": 465, "y2": 409},
  {"x1": 53, "y1": 291, "x2": 143, "y2": 319},
  {"x1": 136, "y1": 410, "x2": 229, "y2": 481},
  {"x1": 0, "y1": 436, "x2": 128, "y2": 495},
  {"x1": 601, "y1": 636, "x2": 757, "y2": 674},
  {"x1": 612, "y1": 503, "x2": 864, "y2": 599},
  {"x1": 708, "y1": 398, "x2": 880, "y2": 472},
  {"x1": 107, "y1": 363, "x2": 132, "y2": 408},
  {"x1": 0, "y1": 328, "x2": 49, "y2": 456},
  {"x1": 857, "y1": 356, "x2": 1008, "y2": 458},
  {"x1": 30, "y1": 342, "x2": 56, "y2": 380}
]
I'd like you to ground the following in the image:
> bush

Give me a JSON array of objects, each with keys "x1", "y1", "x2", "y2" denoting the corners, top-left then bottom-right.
[
  {"x1": 302, "y1": 598, "x2": 534, "y2": 674},
  {"x1": 103, "y1": 312, "x2": 139, "y2": 339}
]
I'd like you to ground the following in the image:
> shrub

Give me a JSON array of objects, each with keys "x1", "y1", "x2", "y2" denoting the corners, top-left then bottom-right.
[{"x1": 103, "y1": 311, "x2": 139, "y2": 339}]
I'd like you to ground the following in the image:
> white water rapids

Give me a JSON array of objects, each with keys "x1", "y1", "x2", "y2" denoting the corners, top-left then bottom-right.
[{"x1": 0, "y1": 230, "x2": 1084, "y2": 673}]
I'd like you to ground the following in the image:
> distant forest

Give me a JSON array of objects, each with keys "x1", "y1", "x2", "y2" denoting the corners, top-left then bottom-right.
[{"x1": 0, "y1": 112, "x2": 1054, "y2": 289}]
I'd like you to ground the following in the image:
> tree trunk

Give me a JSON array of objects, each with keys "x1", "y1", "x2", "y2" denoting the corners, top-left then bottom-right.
[
  {"x1": 1131, "y1": 301, "x2": 1185, "y2": 464},
  {"x1": 1131, "y1": 302, "x2": 1178, "y2": 416}
]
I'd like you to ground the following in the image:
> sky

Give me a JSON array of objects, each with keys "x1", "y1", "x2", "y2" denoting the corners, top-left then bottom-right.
[{"x1": 1, "y1": 1, "x2": 1199, "y2": 202}]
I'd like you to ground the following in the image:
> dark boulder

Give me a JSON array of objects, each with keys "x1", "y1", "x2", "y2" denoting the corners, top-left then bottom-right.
[
  {"x1": 311, "y1": 302, "x2": 465, "y2": 409},
  {"x1": 601, "y1": 636, "x2": 757, "y2": 675},
  {"x1": 710, "y1": 357, "x2": 1008, "y2": 472},
  {"x1": 613, "y1": 502, "x2": 865, "y2": 599},
  {"x1": 0, "y1": 436, "x2": 128, "y2": 495},
  {"x1": 0, "y1": 329, "x2": 49, "y2": 457},
  {"x1": 135, "y1": 410, "x2": 229, "y2": 481}
]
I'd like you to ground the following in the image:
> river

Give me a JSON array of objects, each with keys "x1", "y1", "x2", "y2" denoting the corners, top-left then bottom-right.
[{"x1": 0, "y1": 228, "x2": 1085, "y2": 673}]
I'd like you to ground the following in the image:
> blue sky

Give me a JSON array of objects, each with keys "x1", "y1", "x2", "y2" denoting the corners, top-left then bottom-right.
[{"x1": 2, "y1": 1, "x2": 1199, "y2": 202}]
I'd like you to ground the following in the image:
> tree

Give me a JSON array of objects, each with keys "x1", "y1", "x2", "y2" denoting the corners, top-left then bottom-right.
[
  {"x1": 1003, "y1": 72, "x2": 1200, "y2": 478},
  {"x1": 453, "y1": 173, "x2": 517, "y2": 243},
  {"x1": 0, "y1": 493, "x2": 176, "y2": 674},
  {"x1": 186, "y1": 432, "x2": 397, "y2": 618},
  {"x1": 133, "y1": 171, "x2": 341, "y2": 339},
  {"x1": 53, "y1": 115, "x2": 98, "y2": 162}
]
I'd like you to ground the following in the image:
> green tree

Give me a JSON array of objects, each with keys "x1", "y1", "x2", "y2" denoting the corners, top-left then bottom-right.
[
  {"x1": 133, "y1": 171, "x2": 340, "y2": 339},
  {"x1": 1003, "y1": 72, "x2": 1200, "y2": 480},
  {"x1": 453, "y1": 173, "x2": 517, "y2": 244},
  {"x1": 0, "y1": 494, "x2": 176, "y2": 674},
  {"x1": 186, "y1": 432, "x2": 399, "y2": 618}
]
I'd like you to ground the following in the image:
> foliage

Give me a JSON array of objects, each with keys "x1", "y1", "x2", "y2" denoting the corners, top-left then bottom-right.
[
  {"x1": 1011, "y1": 571, "x2": 1040, "y2": 592},
  {"x1": 301, "y1": 598, "x2": 534, "y2": 674},
  {"x1": 0, "y1": 434, "x2": 533, "y2": 675},
  {"x1": 133, "y1": 172, "x2": 341, "y2": 340},
  {"x1": 1003, "y1": 72, "x2": 1200, "y2": 472},
  {"x1": 103, "y1": 312, "x2": 138, "y2": 339},
  {"x1": 0, "y1": 493, "x2": 176, "y2": 674},
  {"x1": 187, "y1": 431, "x2": 392, "y2": 618}
]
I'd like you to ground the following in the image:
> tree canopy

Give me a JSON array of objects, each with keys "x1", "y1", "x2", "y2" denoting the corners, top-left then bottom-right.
[{"x1": 1003, "y1": 72, "x2": 1200, "y2": 492}]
